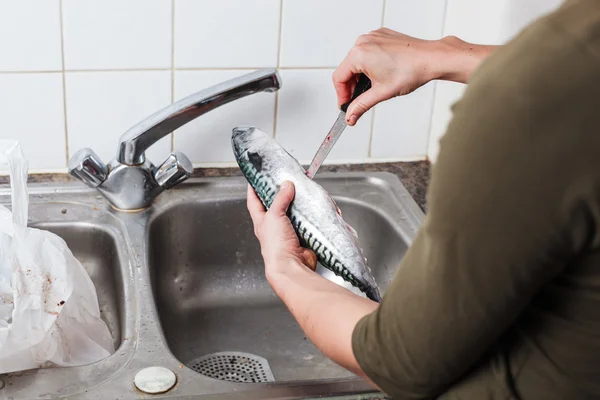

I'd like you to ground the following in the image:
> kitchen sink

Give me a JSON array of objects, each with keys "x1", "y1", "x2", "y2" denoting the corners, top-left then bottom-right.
[
  {"x1": 2, "y1": 199, "x2": 137, "y2": 399},
  {"x1": 0, "y1": 172, "x2": 424, "y2": 399},
  {"x1": 149, "y1": 192, "x2": 410, "y2": 382},
  {"x1": 32, "y1": 221, "x2": 126, "y2": 350}
]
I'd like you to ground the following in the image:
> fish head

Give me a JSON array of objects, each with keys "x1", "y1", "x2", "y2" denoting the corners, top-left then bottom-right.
[
  {"x1": 232, "y1": 126, "x2": 274, "y2": 163},
  {"x1": 232, "y1": 126, "x2": 298, "y2": 174}
]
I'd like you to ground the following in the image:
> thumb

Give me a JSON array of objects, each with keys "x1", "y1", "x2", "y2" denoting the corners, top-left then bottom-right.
[
  {"x1": 346, "y1": 86, "x2": 391, "y2": 126},
  {"x1": 301, "y1": 249, "x2": 318, "y2": 271},
  {"x1": 271, "y1": 181, "x2": 295, "y2": 216}
]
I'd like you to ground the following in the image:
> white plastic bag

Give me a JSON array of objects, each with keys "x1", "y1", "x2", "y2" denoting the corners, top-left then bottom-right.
[{"x1": 0, "y1": 140, "x2": 114, "y2": 373}]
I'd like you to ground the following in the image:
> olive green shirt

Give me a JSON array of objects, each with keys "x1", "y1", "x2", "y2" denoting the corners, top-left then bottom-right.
[{"x1": 352, "y1": 1, "x2": 600, "y2": 398}]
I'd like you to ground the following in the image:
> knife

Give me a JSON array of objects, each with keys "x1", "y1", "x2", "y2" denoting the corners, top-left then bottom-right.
[{"x1": 305, "y1": 73, "x2": 372, "y2": 179}]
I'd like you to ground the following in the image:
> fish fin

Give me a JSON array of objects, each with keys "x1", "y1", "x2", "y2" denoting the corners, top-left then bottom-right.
[
  {"x1": 367, "y1": 288, "x2": 382, "y2": 303},
  {"x1": 326, "y1": 195, "x2": 343, "y2": 217},
  {"x1": 343, "y1": 222, "x2": 359, "y2": 242},
  {"x1": 326, "y1": 193, "x2": 361, "y2": 241}
]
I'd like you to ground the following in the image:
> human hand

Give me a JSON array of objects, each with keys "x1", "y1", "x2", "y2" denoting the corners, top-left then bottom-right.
[
  {"x1": 334, "y1": 28, "x2": 495, "y2": 125},
  {"x1": 246, "y1": 182, "x2": 317, "y2": 280},
  {"x1": 333, "y1": 29, "x2": 439, "y2": 125}
]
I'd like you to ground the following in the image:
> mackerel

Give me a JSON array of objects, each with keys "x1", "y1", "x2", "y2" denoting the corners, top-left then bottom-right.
[{"x1": 232, "y1": 126, "x2": 381, "y2": 302}]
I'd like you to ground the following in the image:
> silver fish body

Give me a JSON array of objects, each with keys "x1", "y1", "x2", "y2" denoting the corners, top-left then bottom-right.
[{"x1": 232, "y1": 126, "x2": 381, "y2": 302}]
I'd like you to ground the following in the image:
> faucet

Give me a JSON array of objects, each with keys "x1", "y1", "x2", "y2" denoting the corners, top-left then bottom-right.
[{"x1": 68, "y1": 69, "x2": 282, "y2": 211}]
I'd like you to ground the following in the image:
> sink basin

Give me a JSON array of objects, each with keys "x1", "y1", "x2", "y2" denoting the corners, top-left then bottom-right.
[
  {"x1": 0, "y1": 172, "x2": 424, "y2": 399},
  {"x1": 149, "y1": 195, "x2": 409, "y2": 382},
  {"x1": 32, "y1": 221, "x2": 125, "y2": 349},
  {"x1": 2, "y1": 200, "x2": 137, "y2": 399}
]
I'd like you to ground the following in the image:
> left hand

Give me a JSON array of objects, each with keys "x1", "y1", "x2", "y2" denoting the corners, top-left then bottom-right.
[{"x1": 246, "y1": 181, "x2": 317, "y2": 279}]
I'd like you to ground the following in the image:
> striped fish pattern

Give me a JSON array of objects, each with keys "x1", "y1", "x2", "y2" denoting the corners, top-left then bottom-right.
[{"x1": 232, "y1": 126, "x2": 382, "y2": 302}]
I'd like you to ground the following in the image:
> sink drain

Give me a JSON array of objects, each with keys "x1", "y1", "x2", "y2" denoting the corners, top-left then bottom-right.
[{"x1": 187, "y1": 351, "x2": 275, "y2": 383}]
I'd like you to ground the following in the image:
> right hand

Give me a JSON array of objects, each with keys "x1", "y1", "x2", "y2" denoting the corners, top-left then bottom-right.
[
  {"x1": 333, "y1": 28, "x2": 442, "y2": 125},
  {"x1": 334, "y1": 29, "x2": 495, "y2": 125}
]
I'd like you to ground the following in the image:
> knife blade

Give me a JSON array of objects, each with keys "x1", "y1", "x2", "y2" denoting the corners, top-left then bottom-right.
[{"x1": 305, "y1": 73, "x2": 372, "y2": 179}]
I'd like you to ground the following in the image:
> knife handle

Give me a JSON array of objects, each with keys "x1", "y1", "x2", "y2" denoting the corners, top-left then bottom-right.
[{"x1": 341, "y1": 73, "x2": 372, "y2": 112}]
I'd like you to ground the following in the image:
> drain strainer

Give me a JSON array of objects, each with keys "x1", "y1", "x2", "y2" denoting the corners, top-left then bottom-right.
[{"x1": 187, "y1": 351, "x2": 275, "y2": 383}]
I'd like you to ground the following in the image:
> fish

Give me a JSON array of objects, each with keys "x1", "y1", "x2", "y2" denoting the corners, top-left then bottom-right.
[{"x1": 232, "y1": 126, "x2": 382, "y2": 302}]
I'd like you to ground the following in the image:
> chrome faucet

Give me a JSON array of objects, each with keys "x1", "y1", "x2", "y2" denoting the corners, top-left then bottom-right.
[{"x1": 68, "y1": 69, "x2": 282, "y2": 211}]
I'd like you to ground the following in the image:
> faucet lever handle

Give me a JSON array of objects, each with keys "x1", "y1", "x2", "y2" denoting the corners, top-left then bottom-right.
[
  {"x1": 154, "y1": 151, "x2": 193, "y2": 190},
  {"x1": 68, "y1": 148, "x2": 108, "y2": 188}
]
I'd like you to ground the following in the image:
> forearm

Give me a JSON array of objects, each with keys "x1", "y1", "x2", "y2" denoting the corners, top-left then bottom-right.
[
  {"x1": 333, "y1": 29, "x2": 500, "y2": 122},
  {"x1": 431, "y1": 36, "x2": 500, "y2": 84},
  {"x1": 266, "y1": 261, "x2": 378, "y2": 378}
]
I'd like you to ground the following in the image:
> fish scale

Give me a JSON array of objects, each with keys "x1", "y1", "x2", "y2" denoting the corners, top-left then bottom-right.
[
  {"x1": 250, "y1": 162, "x2": 367, "y2": 293},
  {"x1": 232, "y1": 127, "x2": 382, "y2": 302}
]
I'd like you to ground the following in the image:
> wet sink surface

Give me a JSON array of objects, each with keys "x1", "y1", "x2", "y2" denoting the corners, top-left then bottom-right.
[
  {"x1": 1, "y1": 200, "x2": 137, "y2": 400},
  {"x1": 34, "y1": 222, "x2": 125, "y2": 349},
  {"x1": 149, "y1": 198, "x2": 409, "y2": 382},
  {"x1": 0, "y1": 173, "x2": 424, "y2": 399}
]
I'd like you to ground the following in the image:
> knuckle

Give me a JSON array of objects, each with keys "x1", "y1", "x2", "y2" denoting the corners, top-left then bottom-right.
[
  {"x1": 353, "y1": 100, "x2": 369, "y2": 115},
  {"x1": 368, "y1": 28, "x2": 389, "y2": 38},
  {"x1": 350, "y1": 45, "x2": 370, "y2": 63},
  {"x1": 332, "y1": 70, "x2": 342, "y2": 83},
  {"x1": 354, "y1": 42, "x2": 373, "y2": 53},
  {"x1": 355, "y1": 34, "x2": 371, "y2": 45},
  {"x1": 349, "y1": 44, "x2": 365, "y2": 58}
]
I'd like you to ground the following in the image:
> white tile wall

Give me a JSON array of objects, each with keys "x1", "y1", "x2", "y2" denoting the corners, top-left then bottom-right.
[
  {"x1": 65, "y1": 71, "x2": 172, "y2": 163},
  {"x1": 276, "y1": 69, "x2": 372, "y2": 162},
  {"x1": 370, "y1": 0, "x2": 446, "y2": 160},
  {"x1": 62, "y1": 0, "x2": 172, "y2": 70},
  {"x1": 371, "y1": 84, "x2": 435, "y2": 160},
  {"x1": 0, "y1": 1, "x2": 62, "y2": 72},
  {"x1": 174, "y1": 0, "x2": 281, "y2": 68},
  {"x1": 2, "y1": 0, "x2": 559, "y2": 172},
  {"x1": 279, "y1": 0, "x2": 384, "y2": 68},
  {"x1": 0, "y1": 73, "x2": 66, "y2": 171}
]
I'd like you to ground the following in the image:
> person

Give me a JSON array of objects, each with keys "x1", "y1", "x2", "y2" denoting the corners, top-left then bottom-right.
[{"x1": 247, "y1": 0, "x2": 600, "y2": 398}]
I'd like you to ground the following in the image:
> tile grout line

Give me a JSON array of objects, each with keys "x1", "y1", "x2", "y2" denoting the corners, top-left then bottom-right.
[
  {"x1": 59, "y1": 0, "x2": 70, "y2": 166},
  {"x1": 22, "y1": 154, "x2": 428, "y2": 175},
  {"x1": 424, "y1": 0, "x2": 451, "y2": 161},
  {"x1": 276, "y1": 0, "x2": 284, "y2": 67},
  {"x1": 272, "y1": 0, "x2": 284, "y2": 140},
  {"x1": 425, "y1": 84, "x2": 438, "y2": 162},
  {"x1": 367, "y1": 107, "x2": 377, "y2": 158},
  {"x1": 0, "y1": 66, "x2": 341, "y2": 74},
  {"x1": 0, "y1": 70, "x2": 64, "y2": 74},
  {"x1": 368, "y1": 0, "x2": 387, "y2": 158},
  {"x1": 170, "y1": 0, "x2": 176, "y2": 152}
]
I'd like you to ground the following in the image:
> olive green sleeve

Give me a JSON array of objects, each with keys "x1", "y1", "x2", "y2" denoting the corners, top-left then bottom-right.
[{"x1": 351, "y1": 11, "x2": 600, "y2": 399}]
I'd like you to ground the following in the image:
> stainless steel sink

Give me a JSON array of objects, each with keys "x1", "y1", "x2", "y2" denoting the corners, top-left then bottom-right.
[
  {"x1": 32, "y1": 221, "x2": 126, "y2": 350},
  {"x1": 0, "y1": 172, "x2": 423, "y2": 399}
]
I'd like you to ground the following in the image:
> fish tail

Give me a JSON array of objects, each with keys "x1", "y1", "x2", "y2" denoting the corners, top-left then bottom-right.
[{"x1": 366, "y1": 287, "x2": 382, "y2": 303}]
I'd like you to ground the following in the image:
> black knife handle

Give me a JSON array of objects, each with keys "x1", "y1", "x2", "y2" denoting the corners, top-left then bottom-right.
[{"x1": 341, "y1": 73, "x2": 372, "y2": 112}]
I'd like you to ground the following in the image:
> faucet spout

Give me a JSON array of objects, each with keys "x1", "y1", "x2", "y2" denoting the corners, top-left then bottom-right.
[
  {"x1": 117, "y1": 69, "x2": 281, "y2": 166},
  {"x1": 69, "y1": 69, "x2": 282, "y2": 211}
]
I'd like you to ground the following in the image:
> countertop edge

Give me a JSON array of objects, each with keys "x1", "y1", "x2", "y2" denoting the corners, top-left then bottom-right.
[{"x1": 0, "y1": 161, "x2": 431, "y2": 212}]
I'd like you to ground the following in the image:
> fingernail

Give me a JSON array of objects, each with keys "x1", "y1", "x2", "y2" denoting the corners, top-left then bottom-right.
[
  {"x1": 281, "y1": 181, "x2": 290, "y2": 189},
  {"x1": 348, "y1": 115, "x2": 358, "y2": 126}
]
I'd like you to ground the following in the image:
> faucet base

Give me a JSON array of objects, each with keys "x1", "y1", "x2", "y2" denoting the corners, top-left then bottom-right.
[{"x1": 67, "y1": 69, "x2": 281, "y2": 210}]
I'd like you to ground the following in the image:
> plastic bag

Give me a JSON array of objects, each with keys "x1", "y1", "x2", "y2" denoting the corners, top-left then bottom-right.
[{"x1": 0, "y1": 140, "x2": 114, "y2": 373}]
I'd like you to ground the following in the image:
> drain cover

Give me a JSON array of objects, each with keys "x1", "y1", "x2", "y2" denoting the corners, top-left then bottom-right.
[
  {"x1": 134, "y1": 366, "x2": 176, "y2": 394},
  {"x1": 187, "y1": 351, "x2": 275, "y2": 383}
]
